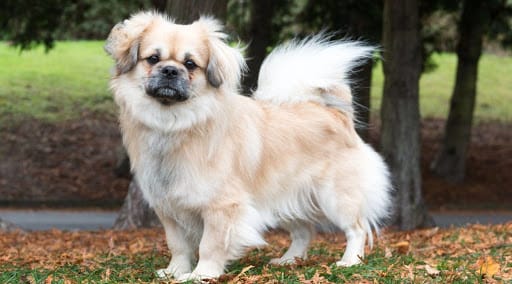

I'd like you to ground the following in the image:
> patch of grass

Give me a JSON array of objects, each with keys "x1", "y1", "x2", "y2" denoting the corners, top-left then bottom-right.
[
  {"x1": 0, "y1": 41, "x2": 114, "y2": 125},
  {"x1": 1, "y1": 41, "x2": 511, "y2": 127},
  {"x1": 371, "y1": 53, "x2": 512, "y2": 121},
  {"x1": 0, "y1": 253, "x2": 168, "y2": 284},
  {"x1": 2, "y1": 224, "x2": 509, "y2": 283}
]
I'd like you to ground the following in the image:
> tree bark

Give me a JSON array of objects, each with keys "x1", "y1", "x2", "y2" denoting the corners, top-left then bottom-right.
[
  {"x1": 0, "y1": 218, "x2": 21, "y2": 232},
  {"x1": 114, "y1": 0, "x2": 228, "y2": 229},
  {"x1": 113, "y1": 179, "x2": 161, "y2": 229},
  {"x1": 430, "y1": 0, "x2": 489, "y2": 183},
  {"x1": 347, "y1": 0, "x2": 381, "y2": 141},
  {"x1": 353, "y1": 60, "x2": 373, "y2": 140},
  {"x1": 165, "y1": 0, "x2": 227, "y2": 23},
  {"x1": 380, "y1": 0, "x2": 432, "y2": 230},
  {"x1": 241, "y1": 0, "x2": 278, "y2": 94}
]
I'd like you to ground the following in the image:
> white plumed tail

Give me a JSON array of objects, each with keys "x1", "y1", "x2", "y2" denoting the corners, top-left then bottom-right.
[{"x1": 253, "y1": 35, "x2": 374, "y2": 117}]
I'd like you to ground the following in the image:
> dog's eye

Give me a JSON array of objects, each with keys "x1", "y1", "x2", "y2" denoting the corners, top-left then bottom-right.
[
  {"x1": 184, "y1": 59, "x2": 197, "y2": 71},
  {"x1": 146, "y1": 55, "x2": 160, "y2": 65}
]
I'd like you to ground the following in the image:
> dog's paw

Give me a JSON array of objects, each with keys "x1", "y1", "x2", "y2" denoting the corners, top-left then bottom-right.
[
  {"x1": 269, "y1": 257, "x2": 299, "y2": 265},
  {"x1": 155, "y1": 259, "x2": 192, "y2": 280},
  {"x1": 156, "y1": 268, "x2": 173, "y2": 279},
  {"x1": 336, "y1": 258, "x2": 362, "y2": 267},
  {"x1": 156, "y1": 266, "x2": 188, "y2": 280},
  {"x1": 176, "y1": 272, "x2": 209, "y2": 283}
]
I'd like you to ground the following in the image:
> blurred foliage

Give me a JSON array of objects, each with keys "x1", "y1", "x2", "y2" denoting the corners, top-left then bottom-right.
[
  {"x1": 0, "y1": 0, "x2": 67, "y2": 51},
  {"x1": 56, "y1": 0, "x2": 150, "y2": 40},
  {"x1": 0, "y1": 0, "x2": 510, "y2": 57},
  {"x1": 0, "y1": 0, "x2": 148, "y2": 51},
  {"x1": 420, "y1": 0, "x2": 512, "y2": 72},
  {"x1": 299, "y1": 0, "x2": 382, "y2": 44}
]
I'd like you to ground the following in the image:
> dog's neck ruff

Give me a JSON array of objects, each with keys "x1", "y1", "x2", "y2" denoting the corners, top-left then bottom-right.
[{"x1": 127, "y1": 92, "x2": 222, "y2": 134}]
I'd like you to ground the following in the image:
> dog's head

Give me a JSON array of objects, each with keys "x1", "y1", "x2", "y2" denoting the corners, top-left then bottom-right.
[{"x1": 105, "y1": 12, "x2": 245, "y2": 107}]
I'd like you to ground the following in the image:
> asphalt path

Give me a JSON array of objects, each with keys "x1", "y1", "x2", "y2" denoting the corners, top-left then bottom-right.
[{"x1": 1, "y1": 210, "x2": 511, "y2": 231}]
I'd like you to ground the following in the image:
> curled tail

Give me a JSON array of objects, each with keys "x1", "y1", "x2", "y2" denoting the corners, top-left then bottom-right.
[{"x1": 252, "y1": 35, "x2": 375, "y2": 118}]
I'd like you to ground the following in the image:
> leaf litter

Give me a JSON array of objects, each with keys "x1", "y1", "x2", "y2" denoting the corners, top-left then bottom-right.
[{"x1": 0, "y1": 222, "x2": 510, "y2": 283}]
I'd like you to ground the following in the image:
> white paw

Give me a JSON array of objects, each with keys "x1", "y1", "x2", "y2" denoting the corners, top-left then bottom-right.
[
  {"x1": 156, "y1": 268, "x2": 173, "y2": 279},
  {"x1": 269, "y1": 257, "x2": 299, "y2": 265},
  {"x1": 156, "y1": 265, "x2": 189, "y2": 280},
  {"x1": 336, "y1": 258, "x2": 362, "y2": 267},
  {"x1": 177, "y1": 272, "x2": 208, "y2": 283}
]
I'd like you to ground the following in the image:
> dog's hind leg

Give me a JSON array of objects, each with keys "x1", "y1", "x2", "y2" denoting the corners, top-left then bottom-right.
[
  {"x1": 318, "y1": 190, "x2": 367, "y2": 266},
  {"x1": 270, "y1": 221, "x2": 315, "y2": 265},
  {"x1": 336, "y1": 221, "x2": 366, "y2": 266}
]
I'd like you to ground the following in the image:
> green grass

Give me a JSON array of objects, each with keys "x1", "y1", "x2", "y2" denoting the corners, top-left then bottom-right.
[
  {"x1": 0, "y1": 41, "x2": 114, "y2": 125},
  {"x1": 1, "y1": 225, "x2": 509, "y2": 283},
  {"x1": 0, "y1": 252, "x2": 167, "y2": 283},
  {"x1": 1, "y1": 41, "x2": 511, "y2": 126},
  {"x1": 371, "y1": 53, "x2": 512, "y2": 121},
  {"x1": 0, "y1": 245, "x2": 505, "y2": 283}
]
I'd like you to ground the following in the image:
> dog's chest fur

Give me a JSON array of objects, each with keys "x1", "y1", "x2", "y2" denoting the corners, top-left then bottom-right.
[{"x1": 124, "y1": 124, "x2": 219, "y2": 212}]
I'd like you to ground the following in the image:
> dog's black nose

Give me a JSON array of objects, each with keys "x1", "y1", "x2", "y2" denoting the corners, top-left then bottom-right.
[{"x1": 161, "y1": 66, "x2": 180, "y2": 79}]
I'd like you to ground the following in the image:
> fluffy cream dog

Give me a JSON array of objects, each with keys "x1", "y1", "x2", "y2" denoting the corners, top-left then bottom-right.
[{"x1": 105, "y1": 11, "x2": 392, "y2": 282}]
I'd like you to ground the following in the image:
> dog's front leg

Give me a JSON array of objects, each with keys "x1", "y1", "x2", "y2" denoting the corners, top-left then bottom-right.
[
  {"x1": 178, "y1": 205, "x2": 241, "y2": 282},
  {"x1": 155, "y1": 212, "x2": 196, "y2": 280}
]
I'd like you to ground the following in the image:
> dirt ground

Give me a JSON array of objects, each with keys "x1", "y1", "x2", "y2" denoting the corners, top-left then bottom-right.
[{"x1": 0, "y1": 113, "x2": 510, "y2": 210}]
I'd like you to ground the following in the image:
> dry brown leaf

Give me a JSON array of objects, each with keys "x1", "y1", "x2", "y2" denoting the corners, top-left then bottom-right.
[
  {"x1": 391, "y1": 241, "x2": 410, "y2": 254},
  {"x1": 425, "y1": 264, "x2": 440, "y2": 277},
  {"x1": 384, "y1": 247, "x2": 393, "y2": 258},
  {"x1": 321, "y1": 264, "x2": 332, "y2": 275},
  {"x1": 228, "y1": 265, "x2": 254, "y2": 284},
  {"x1": 309, "y1": 270, "x2": 325, "y2": 284},
  {"x1": 474, "y1": 256, "x2": 500, "y2": 278}
]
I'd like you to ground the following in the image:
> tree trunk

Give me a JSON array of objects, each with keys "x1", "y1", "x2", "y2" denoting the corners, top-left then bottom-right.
[
  {"x1": 353, "y1": 60, "x2": 373, "y2": 140},
  {"x1": 114, "y1": 0, "x2": 228, "y2": 229},
  {"x1": 430, "y1": 0, "x2": 489, "y2": 183},
  {"x1": 347, "y1": 1, "x2": 381, "y2": 141},
  {"x1": 0, "y1": 218, "x2": 21, "y2": 232},
  {"x1": 380, "y1": 0, "x2": 432, "y2": 230},
  {"x1": 165, "y1": 0, "x2": 227, "y2": 23},
  {"x1": 241, "y1": 0, "x2": 278, "y2": 94},
  {"x1": 113, "y1": 179, "x2": 161, "y2": 229}
]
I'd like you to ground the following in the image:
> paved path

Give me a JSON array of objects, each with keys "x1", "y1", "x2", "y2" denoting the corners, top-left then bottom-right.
[
  {"x1": 0, "y1": 210, "x2": 117, "y2": 231},
  {"x1": 1, "y1": 210, "x2": 511, "y2": 231}
]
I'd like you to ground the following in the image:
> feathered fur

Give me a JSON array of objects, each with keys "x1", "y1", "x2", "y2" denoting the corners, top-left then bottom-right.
[{"x1": 106, "y1": 11, "x2": 392, "y2": 282}]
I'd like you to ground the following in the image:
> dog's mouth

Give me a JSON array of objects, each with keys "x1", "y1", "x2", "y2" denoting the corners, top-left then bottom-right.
[{"x1": 147, "y1": 87, "x2": 188, "y2": 106}]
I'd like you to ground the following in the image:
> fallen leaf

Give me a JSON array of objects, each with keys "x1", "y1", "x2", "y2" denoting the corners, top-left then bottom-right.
[
  {"x1": 391, "y1": 241, "x2": 410, "y2": 254},
  {"x1": 228, "y1": 265, "x2": 254, "y2": 284},
  {"x1": 384, "y1": 247, "x2": 392, "y2": 258},
  {"x1": 425, "y1": 264, "x2": 440, "y2": 277},
  {"x1": 474, "y1": 256, "x2": 500, "y2": 278}
]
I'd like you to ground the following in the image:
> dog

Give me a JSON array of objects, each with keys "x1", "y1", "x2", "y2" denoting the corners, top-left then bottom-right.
[{"x1": 105, "y1": 11, "x2": 392, "y2": 282}]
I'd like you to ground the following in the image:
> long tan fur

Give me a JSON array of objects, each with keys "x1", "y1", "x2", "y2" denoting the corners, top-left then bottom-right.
[{"x1": 106, "y1": 11, "x2": 392, "y2": 282}]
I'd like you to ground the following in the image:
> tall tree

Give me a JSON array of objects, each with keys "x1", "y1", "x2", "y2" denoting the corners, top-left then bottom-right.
[
  {"x1": 113, "y1": 0, "x2": 228, "y2": 229},
  {"x1": 430, "y1": 0, "x2": 493, "y2": 182},
  {"x1": 239, "y1": 0, "x2": 280, "y2": 94},
  {"x1": 380, "y1": 0, "x2": 432, "y2": 230},
  {"x1": 164, "y1": 0, "x2": 227, "y2": 23}
]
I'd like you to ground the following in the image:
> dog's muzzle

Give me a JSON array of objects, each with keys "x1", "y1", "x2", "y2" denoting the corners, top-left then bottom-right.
[{"x1": 146, "y1": 66, "x2": 189, "y2": 105}]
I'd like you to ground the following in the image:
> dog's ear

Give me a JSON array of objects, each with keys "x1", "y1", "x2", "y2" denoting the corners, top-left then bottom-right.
[
  {"x1": 194, "y1": 17, "x2": 246, "y2": 90},
  {"x1": 105, "y1": 12, "x2": 161, "y2": 75}
]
